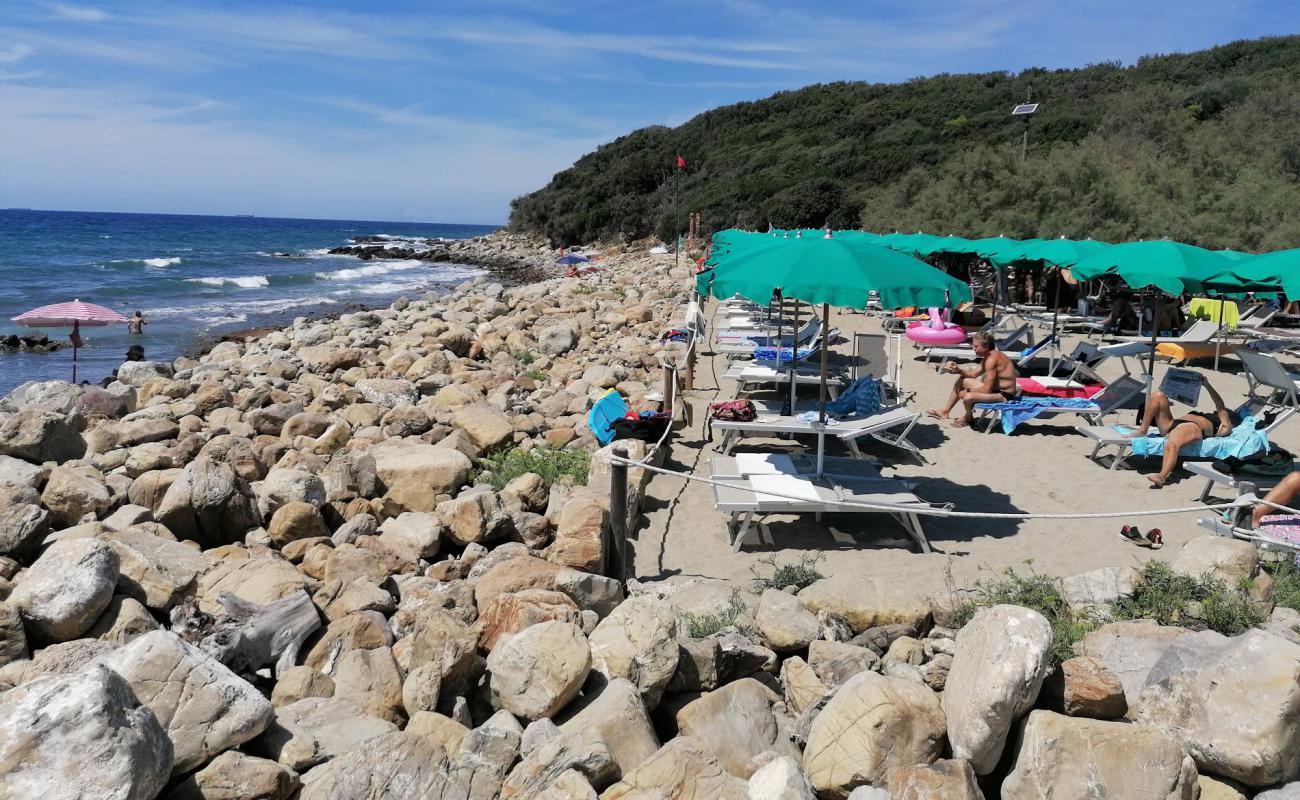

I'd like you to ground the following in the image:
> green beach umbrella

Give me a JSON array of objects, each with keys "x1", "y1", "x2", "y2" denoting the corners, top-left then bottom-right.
[
  {"x1": 1216, "y1": 247, "x2": 1300, "y2": 295},
  {"x1": 989, "y1": 238, "x2": 1111, "y2": 269}
]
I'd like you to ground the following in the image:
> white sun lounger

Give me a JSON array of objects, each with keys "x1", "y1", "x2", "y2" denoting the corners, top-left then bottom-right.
[
  {"x1": 715, "y1": 315, "x2": 820, "y2": 344},
  {"x1": 710, "y1": 472, "x2": 938, "y2": 552},
  {"x1": 711, "y1": 453, "x2": 887, "y2": 482},
  {"x1": 723, "y1": 362, "x2": 845, "y2": 396},
  {"x1": 711, "y1": 405, "x2": 924, "y2": 462},
  {"x1": 1114, "y1": 319, "x2": 1220, "y2": 346},
  {"x1": 920, "y1": 323, "x2": 1033, "y2": 365}
]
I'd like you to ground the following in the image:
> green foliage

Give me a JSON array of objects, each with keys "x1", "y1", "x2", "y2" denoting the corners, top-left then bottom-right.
[
  {"x1": 572, "y1": 283, "x2": 597, "y2": 295},
  {"x1": 957, "y1": 567, "x2": 1099, "y2": 666},
  {"x1": 750, "y1": 553, "x2": 825, "y2": 592},
  {"x1": 1265, "y1": 558, "x2": 1300, "y2": 613},
  {"x1": 509, "y1": 36, "x2": 1300, "y2": 253},
  {"x1": 522, "y1": 369, "x2": 547, "y2": 382},
  {"x1": 475, "y1": 445, "x2": 589, "y2": 491},
  {"x1": 513, "y1": 350, "x2": 535, "y2": 365},
  {"x1": 683, "y1": 591, "x2": 750, "y2": 638},
  {"x1": 1111, "y1": 561, "x2": 1264, "y2": 635}
]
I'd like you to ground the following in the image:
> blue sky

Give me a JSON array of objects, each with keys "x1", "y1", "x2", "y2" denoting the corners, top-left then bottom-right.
[{"x1": 0, "y1": 1, "x2": 1296, "y2": 224}]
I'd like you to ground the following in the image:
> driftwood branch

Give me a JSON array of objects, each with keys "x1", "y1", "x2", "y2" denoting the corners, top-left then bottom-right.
[{"x1": 199, "y1": 590, "x2": 321, "y2": 678}]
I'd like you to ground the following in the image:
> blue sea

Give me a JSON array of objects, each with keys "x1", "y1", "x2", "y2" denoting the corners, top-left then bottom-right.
[{"x1": 0, "y1": 210, "x2": 499, "y2": 396}]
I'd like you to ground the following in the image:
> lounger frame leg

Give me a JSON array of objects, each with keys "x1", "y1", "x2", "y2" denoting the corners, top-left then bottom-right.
[
  {"x1": 900, "y1": 513, "x2": 931, "y2": 553},
  {"x1": 731, "y1": 511, "x2": 755, "y2": 552}
]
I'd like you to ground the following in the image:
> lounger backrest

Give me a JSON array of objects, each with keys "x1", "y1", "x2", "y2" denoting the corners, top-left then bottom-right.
[
  {"x1": 1239, "y1": 350, "x2": 1300, "y2": 402},
  {"x1": 1182, "y1": 319, "x2": 1221, "y2": 342},
  {"x1": 997, "y1": 324, "x2": 1031, "y2": 349},
  {"x1": 853, "y1": 333, "x2": 889, "y2": 382},
  {"x1": 1093, "y1": 375, "x2": 1147, "y2": 415}
]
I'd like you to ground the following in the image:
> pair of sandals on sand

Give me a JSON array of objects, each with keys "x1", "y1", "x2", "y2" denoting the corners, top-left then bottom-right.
[{"x1": 1119, "y1": 525, "x2": 1164, "y2": 549}]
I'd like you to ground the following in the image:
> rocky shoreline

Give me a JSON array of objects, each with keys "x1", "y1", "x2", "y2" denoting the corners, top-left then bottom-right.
[
  {"x1": 327, "y1": 230, "x2": 557, "y2": 287},
  {"x1": 0, "y1": 232, "x2": 1299, "y2": 799}
]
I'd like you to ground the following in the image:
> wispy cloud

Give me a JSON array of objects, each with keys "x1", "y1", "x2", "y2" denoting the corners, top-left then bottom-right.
[
  {"x1": 49, "y1": 3, "x2": 108, "y2": 22},
  {"x1": 0, "y1": 44, "x2": 34, "y2": 63}
]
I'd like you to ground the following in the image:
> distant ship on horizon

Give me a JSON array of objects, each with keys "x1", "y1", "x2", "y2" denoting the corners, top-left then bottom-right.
[{"x1": 234, "y1": 213, "x2": 255, "y2": 218}]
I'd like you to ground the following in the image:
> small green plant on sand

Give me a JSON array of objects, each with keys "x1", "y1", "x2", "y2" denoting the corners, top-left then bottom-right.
[
  {"x1": 572, "y1": 283, "x2": 597, "y2": 295},
  {"x1": 513, "y1": 350, "x2": 536, "y2": 365},
  {"x1": 522, "y1": 369, "x2": 547, "y2": 382},
  {"x1": 683, "y1": 591, "x2": 750, "y2": 638},
  {"x1": 1267, "y1": 558, "x2": 1300, "y2": 613},
  {"x1": 1111, "y1": 560, "x2": 1264, "y2": 635},
  {"x1": 750, "y1": 552, "x2": 825, "y2": 592},
  {"x1": 475, "y1": 445, "x2": 589, "y2": 491}
]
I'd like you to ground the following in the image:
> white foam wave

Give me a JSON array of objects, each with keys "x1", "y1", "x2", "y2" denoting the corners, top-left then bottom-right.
[
  {"x1": 186, "y1": 275, "x2": 269, "y2": 289},
  {"x1": 315, "y1": 259, "x2": 424, "y2": 281},
  {"x1": 144, "y1": 257, "x2": 182, "y2": 267}
]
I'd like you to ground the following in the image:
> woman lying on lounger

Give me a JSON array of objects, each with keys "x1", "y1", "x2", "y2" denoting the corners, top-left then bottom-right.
[{"x1": 1129, "y1": 381, "x2": 1236, "y2": 488}]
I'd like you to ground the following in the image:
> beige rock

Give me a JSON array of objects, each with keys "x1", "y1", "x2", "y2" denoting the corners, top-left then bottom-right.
[
  {"x1": 452, "y1": 404, "x2": 515, "y2": 451},
  {"x1": 85, "y1": 595, "x2": 160, "y2": 644},
  {"x1": 267, "y1": 501, "x2": 329, "y2": 546},
  {"x1": 558, "y1": 678, "x2": 659, "y2": 782},
  {"x1": 401, "y1": 663, "x2": 442, "y2": 716},
  {"x1": 1136, "y1": 629, "x2": 1300, "y2": 787},
  {"x1": 303, "y1": 611, "x2": 393, "y2": 672},
  {"x1": 314, "y1": 578, "x2": 394, "y2": 621},
  {"x1": 587, "y1": 594, "x2": 679, "y2": 709},
  {"x1": 1002, "y1": 711, "x2": 1198, "y2": 800},
  {"x1": 478, "y1": 588, "x2": 582, "y2": 651},
  {"x1": 754, "y1": 588, "x2": 820, "y2": 652},
  {"x1": 803, "y1": 671, "x2": 946, "y2": 798},
  {"x1": 799, "y1": 574, "x2": 931, "y2": 633},
  {"x1": 1074, "y1": 620, "x2": 1192, "y2": 714},
  {"x1": 1172, "y1": 535, "x2": 1259, "y2": 585},
  {"x1": 502, "y1": 472, "x2": 548, "y2": 512},
  {"x1": 41, "y1": 464, "x2": 112, "y2": 527},
  {"x1": 197, "y1": 550, "x2": 308, "y2": 615},
  {"x1": 0, "y1": 601, "x2": 29, "y2": 666},
  {"x1": 499, "y1": 729, "x2": 615, "y2": 799},
  {"x1": 546, "y1": 487, "x2": 607, "y2": 572},
  {"x1": 807, "y1": 639, "x2": 879, "y2": 688},
  {"x1": 472, "y1": 554, "x2": 565, "y2": 611},
  {"x1": 1043, "y1": 655, "x2": 1127, "y2": 719},
  {"x1": 886, "y1": 758, "x2": 984, "y2": 800},
  {"x1": 370, "y1": 439, "x2": 471, "y2": 512},
  {"x1": 675, "y1": 677, "x2": 801, "y2": 778},
  {"x1": 100, "y1": 525, "x2": 214, "y2": 610},
  {"x1": 942, "y1": 605, "x2": 1053, "y2": 774},
  {"x1": 252, "y1": 696, "x2": 396, "y2": 771},
  {"x1": 296, "y1": 730, "x2": 449, "y2": 799},
  {"x1": 599, "y1": 736, "x2": 748, "y2": 800},
  {"x1": 1197, "y1": 775, "x2": 1248, "y2": 800},
  {"x1": 98, "y1": 630, "x2": 274, "y2": 774},
  {"x1": 534, "y1": 769, "x2": 598, "y2": 800},
  {"x1": 376, "y1": 511, "x2": 443, "y2": 560},
  {"x1": 169, "y1": 750, "x2": 300, "y2": 800},
  {"x1": 407, "y1": 710, "x2": 470, "y2": 757},
  {"x1": 408, "y1": 607, "x2": 479, "y2": 696},
  {"x1": 488, "y1": 620, "x2": 591, "y2": 720},
  {"x1": 11, "y1": 538, "x2": 119, "y2": 642},
  {"x1": 780, "y1": 655, "x2": 829, "y2": 714},
  {"x1": 330, "y1": 646, "x2": 405, "y2": 724},
  {"x1": 438, "y1": 490, "x2": 513, "y2": 546},
  {"x1": 746, "y1": 755, "x2": 817, "y2": 800},
  {"x1": 271, "y1": 666, "x2": 335, "y2": 706}
]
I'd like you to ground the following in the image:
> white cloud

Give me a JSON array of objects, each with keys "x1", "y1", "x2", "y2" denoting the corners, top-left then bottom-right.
[
  {"x1": 0, "y1": 44, "x2": 34, "y2": 63},
  {"x1": 49, "y1": 3, "x2": 108, "y2": 22}
]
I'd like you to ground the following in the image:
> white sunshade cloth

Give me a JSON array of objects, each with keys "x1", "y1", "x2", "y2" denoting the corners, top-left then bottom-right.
[{"x1": 12, "y1": 299, "x2": 129, "y2": 327}]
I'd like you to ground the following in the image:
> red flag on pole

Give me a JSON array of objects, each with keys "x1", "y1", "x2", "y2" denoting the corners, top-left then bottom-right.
[{"x1": 676, "y1": 155, "x2": 685, "y2": 170}]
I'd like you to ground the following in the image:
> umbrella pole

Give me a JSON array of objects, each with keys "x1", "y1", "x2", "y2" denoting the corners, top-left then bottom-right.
[
  {"x1": 1145, "y1": 292, "x2": 1159, "y2": 407},
  {"x1": 790, "y1": 302, "x2": 801, "y2": 413},
  {"x1": 72, "y1": 319, "x2": 79, "y2": 383},
  {"x1": 1050, "y1": 270, "x2": 1061, "y2": 373},
  {"x1": 1214, "y1": 296, "x2": 1225, "y2": 372},
  {"x1": 817, "y1": 303, "x2": 829, "y2": 477}
]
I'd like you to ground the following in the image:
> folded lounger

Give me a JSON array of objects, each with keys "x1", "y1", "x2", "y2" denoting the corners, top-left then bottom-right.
[
  {"x1": 711, "y1": 404, "x2": 924, "y2": 462},
  {"x1": 710, "y1": 471, "x2": 938, "y2": 552}
]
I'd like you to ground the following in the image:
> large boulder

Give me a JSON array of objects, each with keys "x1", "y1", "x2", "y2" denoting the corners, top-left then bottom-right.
[
  {"x1": 799, "y1": 574, "x2": 931, "y2": 633},
  {"x1": 407, "y1": 608, "x2": 480, "y2": 697},
  {"x1": 330, "y1": 646, "x2": 405, "y2": 724},
  {"x1": 674, "y1": 677, "x2": 801, "y2": 778},
  {"x1": 803, "y1": 671, "x2": 947, "y2": 798},
  {"x1": 1136, "y1": 629, "x2": 1300, "y2": 787},
  {"x1": 1042, "y1": 655, "x2": 1127, "y2": 719},
  {"x1": 1074, "y1": 620, "x2": 1192, "y2": 713},
  {"x1": 1172, "y1": 536, "x2": 1259, "y2": 585},
  {"x1": 487, "y1": 620, "x2": 591, "y2": 720},
  {"x1": 354, "y1": 378, "x2": 418, "y2": 408},
  {"x1": 98, "y1": 630, "x2": 275, "y2": 774},
  {"x1": 452, "y1": 404, "x2": 514, "y2": 451},
  {"x1": 297, "y1": 731, "x2": 449, "y2": 799},
  {"x1": 538, "y1": 324, "x2": 578, "y2": 356},
  {"x1": 156, "y1": 454, "x2": 262, "y2": 547},
  {"x1": 0, "y1": 453, "x2": 45, "y2": 490},
  {"x1": 747, "y1": 755, "x2": 818, "y2": 800},
  {"x1": 546, "y1": 487, "x2": 607, "y2": 572},
  {"x1": 499, "y1": 728, "x2": 614, "y2": 799},
  {"x1": 0, "y1": 664, "x2": 172, "y2": 799},
  {"x1": 942, "y1": 605, "x2": 1053, "y2": 774},
  {"x1": 40, "y1": 463, "x2": 111, "y2": 526},
  {"x1": 477, "y1": 589, "x2": 581, "y2": 651},
  {"x1": 100, "y1": 525, "x2": 215, "y2": 610},
  {"x1": 438, "y1": 490, "x2": 514, "y2": 546},
  {"x1": 557, "y1": 677, "x2": 659, "y2": 782},
  {"x1": 0, "y1": 409, "x2": 86, "y2": 464},
  {"x1": 10, "y1": 538, "x2": 119, "y2": 641},
  {"x1": 754, "y1": 588, "x2": 820, "y2": 651},
  {"x1": 0, "y1": 502, "x2": 49, "y2": 558},
  {"x1": 253, "y1": 696, "x2": 396, "y2": 771},
  {"x1": 0, "y1": 601, "x2": 29, "y2": 666},
  {"x1": 1002, "y1": 711, "x2": 1198, "y2": 799},
  {"x1": 254, "y1": 468, "x2": 326, "y2": 518},
  {"x1": 168, "y1": 750, "x2": 300, "y2": 800},
  {"x1": 599, "y1": 736, "x2": 748, "y2": 800},
  {"x1": 587, "y1": 594, "x2": 680, "y2": 709},
  {"x1": 369, "y1": 439, "x2": 472, "y2": 512}
]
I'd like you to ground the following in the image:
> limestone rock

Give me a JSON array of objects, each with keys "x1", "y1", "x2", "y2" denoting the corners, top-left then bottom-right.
[
  {"x1": 747, "y1": 755, "x2": 817, "y2": 800},
  {"x1": 439, "y1": 490, "x2": 514, "y2": 546},
  {"x1": 0, "y1": 664, "x2": 172, "y2": 800},
  {"x1": 402, "y1": 663, "x2": 442, "y2": 716},
  {"x1": 297, "y1": 731, "x2": 449, "y2": 799},
  {"x1": 1198, "y1": 776, "x2": 1248, "y2": 800},
  {"x1": 1002, "y1": 711, "x2": 1198, "y2": 800},
  {"x1": 406, "y1": 711, "x2": 469, "y2": 757},
  {"x1": 755, "y1": 588, "x2": 820, "y2": 651},
  {"x1": 303, "y1": 610, "x2": 394, "y2": 671},
  {"x1": 255, "y1": 468, "x2": 326, "y2": 518},
  {"x1": 169, "y1": 750, "x2": 301, "y2": 800},
  {"x1": 546, "y1": 487, "x2": 606, "y2": 572},
  {"x1": 807, "y1": 639, "x2": 879, "y2": 688},
  {"x1": 943, "y1": 605, "x2": 1052, "y2": 775},
  {"x1": 101, "y1": 525, "x2": 214, "y2": 610},
  {"x1": 478, "y1": 588, "x2": 582, "y2": 651},
  {"x1": 588, "y1": 594, "x2": 680, "y2": 709},
  {"x1": 799, "y1": 574, "x2": 931, "y2": 633},
  {"x1": 1136, "y1": 628, "x2": 1300, "y2": 787},
  {"x1": 1059, "y1": 566, "x2": 1137, "y2": 613},
  {"x1": 488, "y1": 620, "x2": 591, "y2": 720},
  {"x1": 1074, "y1": 619, "x2": 1192, "y2": 713},
  {"x1": 0, "y1": 601, "x2": 28, "y2": 666},
  {"x1": 0, "y1": 502, "x2": 49, "y2": 558},
  {"x1": 533, "y1": 769, "x2": 599, "y2": 799},
  {"x1": 453, "y1": 403, "x2": 515, "y2": 451},
  {"x1": 99, "y1": 630, "x2": 274, "y2": 774},
  {"x1": 408, "y1": 607, "x2": 479, "y2": 696},
  {"x1": 1172, "y1": 535, "x2": 1259, "y2": 585},
  {"x1": 271, "y1": 666, "x2": 335, "y2": 707},
  {"x1": 40, "y1": 464, "x2": 111, "y2": 526},
  {"x1": 330, "y1": 645, "x2": 405, "y2": 724},
  {"x1": 554, "y1": 569, "x2": 624, "y2": 618},
  {"x1": 11, "y1": 537, "x2": 119, "y2": 642},
  {"x1": 1258, "y1": 784, "x2": 1300, "y2": 799},
  {"x1": 472, "y1": 553, "x2": 565, "y2": 611},
  {"x1": 780, "y1": 654, "x2": 829, "y2": 715},
  {"x1": 443, "y1": 709, "x2": 523, "y2": 800},
  {"x1": 377, "y1": 511, "x2": 443, "y2": 560},
  {"x1": 267, "y1": 500, "x2": 329, "y2": 546},
  {"x1": 886, "y1": 758, "x2": 984, "y2": 800},
  {"x1": 0, "y1": 453, "x2": 45, "y2": 489},
  {"x1": 85, "y1": 595, "x2": 160, "y2": 644},
  {"x1": 558, "y1": 677, "x2": 659, "y2": 781},
  {"x1": 253, "y1": 696, "x2": 397, "y2": 771},
  {"x1": 198, "y1": 550, "x2": 309, "y2": 614},
  {"x1": 675, "y1": 677, "x2": 801, "y2": 779},
  {"x1": 0, "y1": 409, "x2": 86, "y2": 464},
  {"x1": 156, "y1": 455, "x2": 261, "y2": 547},
  {"x1": 500, "y1": 729, "x2": 615, "y2": 799},
  {"x1": 370, "y1": 438, "x2": 471, "y2": 512},
  {"x1": 600, "y1": 736, "x2": 748, "y2": 800},
  {"x1": 538, "y1": 324, "x2": 578, "y2": 355}
]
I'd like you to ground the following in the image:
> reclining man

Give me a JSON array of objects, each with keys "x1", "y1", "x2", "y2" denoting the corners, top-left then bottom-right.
[{"x1": 927, "y1": 331, "x2": 1019, "y2": 428}]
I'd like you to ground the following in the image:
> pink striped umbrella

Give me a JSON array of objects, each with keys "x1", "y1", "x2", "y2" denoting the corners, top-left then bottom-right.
[{"x1": 12, "y1": 299, "x2": 129, "y2": 382}]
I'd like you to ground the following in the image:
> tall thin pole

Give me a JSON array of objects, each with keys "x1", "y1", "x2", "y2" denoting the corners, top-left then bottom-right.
[
  {"x1": 817, "y1": 303, "x2": 830, "y2": 477},
  {"x1": 1214, "y1": 296, "x2": 1226, "y2": 372},
  {"x1": 673, "y1": 157, "x2": 682, "y2": 273}
]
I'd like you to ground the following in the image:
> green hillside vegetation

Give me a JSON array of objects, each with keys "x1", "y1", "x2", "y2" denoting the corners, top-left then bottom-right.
[{"x1": 508, "y1": 36, "x2": 1300, "y2": 252}]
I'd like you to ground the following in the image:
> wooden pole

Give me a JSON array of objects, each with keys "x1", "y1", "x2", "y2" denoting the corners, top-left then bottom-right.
[
  {"x1": 661, "y1": 364, "x2": 675, "y2": 414},
  {"x1": 608, "y1": 446, "x2": 629, "y2": 581},
  {"x1": 684, "y1": 343, "x2": 696, "y2": 390}
]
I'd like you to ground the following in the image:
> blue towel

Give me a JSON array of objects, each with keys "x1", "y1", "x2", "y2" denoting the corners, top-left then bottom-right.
[
  {"x1": 752, "y1": 346, "x2": 817, "y2": 362},
  {"x1": 975, "y1": 397, "x2": 1097, "y2": 434},
  {"x1": 1126, "y1": 415, "x2": 1269, "y2": 460}
]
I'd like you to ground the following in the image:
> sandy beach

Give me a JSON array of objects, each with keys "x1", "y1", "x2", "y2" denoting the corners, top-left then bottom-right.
[{"x1": 634, "y1": 302, "x2": 1299, "y2": 598}]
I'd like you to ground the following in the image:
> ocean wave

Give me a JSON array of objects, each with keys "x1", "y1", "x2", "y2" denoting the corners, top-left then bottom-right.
[
  {"x1": 314, "y1": 259, "x2": 425, "y2": 281},
  {"x1": 186, "y1": 275, "x2": 270, "y2": 288},
  {"x1": 144, "y1": 257, "x2": 182, "y2": 267}
]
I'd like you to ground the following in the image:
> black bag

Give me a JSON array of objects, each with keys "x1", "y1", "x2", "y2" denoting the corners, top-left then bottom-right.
[{"x1": 612, "y1": 414, "x2": 670, "y2": 443}]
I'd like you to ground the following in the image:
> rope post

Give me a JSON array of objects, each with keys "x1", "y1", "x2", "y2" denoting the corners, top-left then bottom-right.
[
  {"x1": 684, "y1": 344, "x2": 696, "y2": 390},
  {"x1": 661, "y1": 364, "x2": 676, "y2": 414},
  {"x1": 608, "y1": 446, "x2": 629, "y2": 581}
]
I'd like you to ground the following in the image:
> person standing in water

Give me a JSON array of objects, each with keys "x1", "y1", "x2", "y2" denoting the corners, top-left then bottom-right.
[{"x1": 127, "y1": 311, "x2": 147, "y2": 334}]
